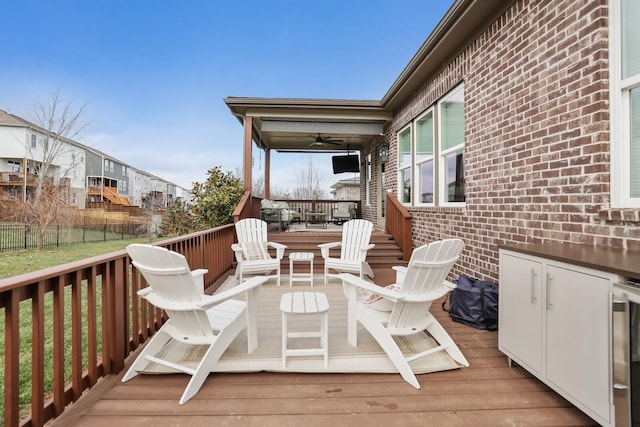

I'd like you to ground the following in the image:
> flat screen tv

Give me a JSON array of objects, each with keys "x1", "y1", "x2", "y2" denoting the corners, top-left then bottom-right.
[{"x1": 332, "y1": 154, "x2": 360, "y2": 174}]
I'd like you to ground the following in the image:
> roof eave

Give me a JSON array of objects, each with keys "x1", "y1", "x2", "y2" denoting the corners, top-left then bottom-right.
[{"x1": 381, "y1": 0, "x2": 514, "y2": 112}]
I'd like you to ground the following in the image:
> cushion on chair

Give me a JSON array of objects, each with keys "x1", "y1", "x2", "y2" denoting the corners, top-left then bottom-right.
[
  {"x1": 242, "y1": 241, "x2": 270, "y2": 260},
  {"x1": 364, "y1": 284, "x2": 401, "y2": 311}
]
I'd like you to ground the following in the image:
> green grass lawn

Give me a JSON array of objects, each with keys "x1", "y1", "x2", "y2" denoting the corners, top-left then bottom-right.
[
  {"x1": 0, "y1": 237, "x2": 154, "y2": 425},
  {"x1": 0, "y1": 237, "x2": 153, "y2": 279}
]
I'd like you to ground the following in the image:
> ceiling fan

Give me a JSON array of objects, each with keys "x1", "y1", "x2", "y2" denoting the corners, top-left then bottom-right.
[{"x1": 308, "y1": 133, "x2": 343, "y2": 146}]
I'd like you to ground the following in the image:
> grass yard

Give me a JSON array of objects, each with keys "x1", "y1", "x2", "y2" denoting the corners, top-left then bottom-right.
[
  {"x1": 0, "y1": 237, "x2": 154, "y2": 279},
  {"x1": 0, "y1": 237, "x2": 154, "y2": 425}
]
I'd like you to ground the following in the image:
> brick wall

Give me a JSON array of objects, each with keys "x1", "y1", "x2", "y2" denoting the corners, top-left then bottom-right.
[{"x1": 374, "y1": 0, "x2": 640, "y2": 282}]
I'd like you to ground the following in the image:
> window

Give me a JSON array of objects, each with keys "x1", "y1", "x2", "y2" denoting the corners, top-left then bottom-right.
[
  {"x1": 366, "y1": 153, "x2": 372, "y2": 206},
  {"x1": 109, "y1": 161, "x2": 113, "y2": 173},
  {"x1": 104, "y1": 159, "x2": 109, "y2": 170},
  {"x1": 439, "y1": 86, "x2": 465, "y2": 204},
  {"x1": 31, "y1": 134, "x2": 37, "y2": 148},
  {"x1": 398, "y1": 125, "x2": 412, "y2": 204},
  {"x1": 8, "y1": 160, "x2": 20, "y2": 172},
  {"x1": 415, "y1": 110, "x2": 434, "y2": 204},
  {"x1": 611, "y1": 0, "x2": 640, "y2": 206},
  {"x1": 397, "y1": 84, "x2": 465, "y2": 206},
  {"x1": 122, "y1": 165, "x2": 126, "y2": 176}
]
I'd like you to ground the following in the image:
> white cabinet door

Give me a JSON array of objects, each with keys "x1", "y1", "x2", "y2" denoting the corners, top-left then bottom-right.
[
  {"x1": 545, "y1": 264, "x2": 611, "y2": 424},
  {"x1": 499, "y1": 252, "x2": 543, "y2": 375}
]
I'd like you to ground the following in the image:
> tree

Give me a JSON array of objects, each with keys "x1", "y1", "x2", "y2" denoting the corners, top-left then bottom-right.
[
  {"x1": 292, "y1": 155, "x2": 327, "y2": 200},
  {"x1": 13, "y1": 90, "x2": 91, "y2": 249},
  {"x1": 162, "y1": 199, "x2": 195, "y2": 236},
  {"x1": 189, "y1": 166, "x2": 245, "y2": 229}
]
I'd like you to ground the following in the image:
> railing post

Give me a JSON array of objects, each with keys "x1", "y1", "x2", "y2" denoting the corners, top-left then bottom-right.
[{"x1": 4, "y1": 289, "x2": 20, "y2": 427}]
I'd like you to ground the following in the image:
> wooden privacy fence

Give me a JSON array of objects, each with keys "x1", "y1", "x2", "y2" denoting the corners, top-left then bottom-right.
[{"x1": 0, "y1": 225, "x2": 236, "y2": 427}]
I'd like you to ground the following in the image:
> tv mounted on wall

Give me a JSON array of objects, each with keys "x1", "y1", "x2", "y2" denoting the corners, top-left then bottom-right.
[{"x1": 332, "y1": 154, "x2": 360, "y2": 174}]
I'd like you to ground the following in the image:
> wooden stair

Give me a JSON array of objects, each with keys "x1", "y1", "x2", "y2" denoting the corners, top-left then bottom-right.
[{"x1": 267, "y1": 230, "x2": 407, "y2": 278}]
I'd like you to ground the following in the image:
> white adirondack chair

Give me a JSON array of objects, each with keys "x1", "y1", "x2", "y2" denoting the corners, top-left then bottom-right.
[
  {"x1": 123, "y1": 244, "x2": 268, "y2": 404},
  {"x1": 318, "y1": 219, "x2": 375, "y2": 285},
  {"x1": 337, "y1": 238, "x2": 468, "y2": 389},
  {"x1": 232, "y1": 218, "x2": 287, "y2": 286}
]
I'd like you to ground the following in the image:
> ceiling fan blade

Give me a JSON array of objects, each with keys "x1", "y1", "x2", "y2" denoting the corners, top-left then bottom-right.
[{"x1": 308, "y1": 140, "x2": 341, "y2": 147}]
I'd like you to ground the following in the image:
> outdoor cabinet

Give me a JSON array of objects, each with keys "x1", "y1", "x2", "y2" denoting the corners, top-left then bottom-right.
[{"x1": 499, "y1": 249, "x2": 618, "y2": 427}]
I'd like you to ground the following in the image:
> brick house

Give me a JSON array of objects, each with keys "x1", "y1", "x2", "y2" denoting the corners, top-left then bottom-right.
[
  {"x1": 226, "y1": 0, "x2": 638, "y2": 283},
  {"x1": 330, "y1": 177, "x2": 360, "y2": 200}
]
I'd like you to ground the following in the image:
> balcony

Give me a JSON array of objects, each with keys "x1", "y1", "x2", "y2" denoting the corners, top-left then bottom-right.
[{"x1": 0, "y1": 210, "x2": 597, "y2": 427}]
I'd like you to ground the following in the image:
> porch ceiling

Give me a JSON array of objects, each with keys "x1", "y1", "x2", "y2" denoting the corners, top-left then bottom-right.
[{"x1": 224, "y1": 97, "x2": 392, "y2": 153}]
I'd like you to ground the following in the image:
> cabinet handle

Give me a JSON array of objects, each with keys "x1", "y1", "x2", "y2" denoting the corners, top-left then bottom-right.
[
  {"x1": 546, "y1": 272, "x2": 553, "y2": 310},
  {"x1": 530, "y1": 268, "x2": 537, "y2": 304}
]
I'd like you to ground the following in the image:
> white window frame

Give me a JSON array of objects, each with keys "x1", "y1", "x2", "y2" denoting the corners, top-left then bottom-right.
[
  {"x1": 437, "y1": 85, "x2": 465, "y2": 207},
  {"x1": 397, "y1": 125, "x2": 413, "y2": 205},
  {"x1": 8, "y1": 160, "x2": 21, "y2": 172},
  {"x1": 397, "y1": 84, "x2": 465, "y2": 207},
  {"x1": 414, "y1": 109, "x2": 435, "y2": 206},
  {"x1": 365, "y1": 153, "x2": 372, "y2": 206},
  {"x1": 610, "y1": 0, "x2": 640, "y2": 207}
]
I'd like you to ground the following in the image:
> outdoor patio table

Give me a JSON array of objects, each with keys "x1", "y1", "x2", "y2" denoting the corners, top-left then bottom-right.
[
  {"x1": 280, "y1": 291, "x2": 329, "y2": 368},
  {"x1": 306, "y1": 212, "x2": 327, "y2": 229},
  {"x1": 289, "y1": 252, "x2": 314, "y2": 287}
]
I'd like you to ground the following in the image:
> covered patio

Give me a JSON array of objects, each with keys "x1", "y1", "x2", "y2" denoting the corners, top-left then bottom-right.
[{"x1": 224, "y1": 97, "x2": 392, "y2": 230}]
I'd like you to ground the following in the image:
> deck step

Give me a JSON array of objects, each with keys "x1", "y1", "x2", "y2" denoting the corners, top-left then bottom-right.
[{"x1": 263, "y1": 229, "x2": 408, "y2": 275}]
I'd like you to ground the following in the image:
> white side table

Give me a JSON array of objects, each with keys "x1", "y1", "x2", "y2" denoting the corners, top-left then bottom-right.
[
  {"x1": 280, "y1": 292, "x2": 329, "y2": 368},
  {"x1": 289, "y1": 252, "x2": 314, "y2": 287}
]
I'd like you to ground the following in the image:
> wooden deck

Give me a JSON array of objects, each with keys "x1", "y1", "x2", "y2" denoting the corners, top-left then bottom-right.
[{"x1": 49, "y1": 231, "x2": 599, "y2": 427}]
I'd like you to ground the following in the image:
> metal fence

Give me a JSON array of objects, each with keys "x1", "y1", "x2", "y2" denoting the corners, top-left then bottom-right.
[{"x1": 0, "y1": 221, "x2": 143, "y2": 252}]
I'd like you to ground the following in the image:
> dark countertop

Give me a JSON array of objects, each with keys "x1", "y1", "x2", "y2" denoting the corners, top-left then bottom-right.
[{"x1": 499, "y1": 242, "x2": 640, "y2": 281}]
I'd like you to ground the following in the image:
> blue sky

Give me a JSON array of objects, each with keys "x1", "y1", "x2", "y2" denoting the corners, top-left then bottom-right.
[{"x1": 1, "y1": 0, "x2": 454, "y2": 193}]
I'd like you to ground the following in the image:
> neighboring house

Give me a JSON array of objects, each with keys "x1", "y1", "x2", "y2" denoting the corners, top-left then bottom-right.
[
  {"x1": 0, "y1": 109, "x2": 87, "y2": 208},
  {"x1": 226, "y1": 0, "x2": 639, "y2": 283},
  {"x1": 0, "y1": 109, "x2": 188, "y2": 210},
  {"x1": 85, "y1": 149, "x2": 131, "y2": 207},
  {"x1": 330, "y1": 177, "x2": 360, "y2": 200}
]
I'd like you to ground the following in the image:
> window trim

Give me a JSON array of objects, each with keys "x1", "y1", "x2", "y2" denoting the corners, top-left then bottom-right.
[
  {"x1": 610, "y1": 0, "x2": 640, "y2": 207},
  {"x1": 365, "y1": 153, "x2": 372, "y2": 206},
  {"x1": 414, "y1": 108, "x2": 435, "y2": 207},
  {"x1": 437, "y1": 85, "x2": 466, "y2": 207},
  {"x1": 397, "y1": 124, "x2": 413, "y2": 205},
  {"x1": 396, "y1": 83, "x2": 465, "y2": 208}
]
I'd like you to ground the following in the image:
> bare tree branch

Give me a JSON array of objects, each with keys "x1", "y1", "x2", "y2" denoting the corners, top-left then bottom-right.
[{"x1": 15, "y1": 90, "x2": 92, "y2": 249}]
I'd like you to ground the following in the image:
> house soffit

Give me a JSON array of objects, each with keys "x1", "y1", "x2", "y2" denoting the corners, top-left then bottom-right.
[{"x1": 224, "y1": 98, "x2": 391, "y2": 153}]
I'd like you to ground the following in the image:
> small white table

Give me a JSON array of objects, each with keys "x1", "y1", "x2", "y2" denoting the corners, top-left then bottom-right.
[
  {"x1": 280, "y1": 292, "x2": 329, "y2": 368},
  {"x1": 289, "y1": 252, "x2": 314, "y2": 287}
]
